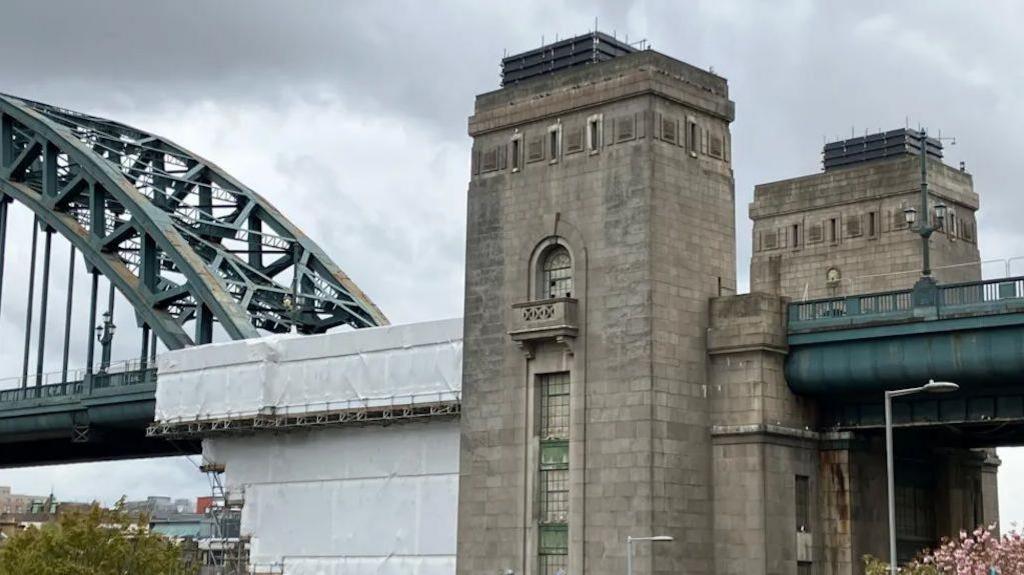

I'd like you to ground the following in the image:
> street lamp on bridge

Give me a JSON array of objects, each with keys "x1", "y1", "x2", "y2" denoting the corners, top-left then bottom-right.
[
  {"x1": 884, "y1": 379, "x2": 959, "y2": 575},
  {"x1": 94, "y1": 310, "x2": 116, "y2": 374},
  {"x1": 903, "y1": 129, "x2": 950, "y2": 279}
]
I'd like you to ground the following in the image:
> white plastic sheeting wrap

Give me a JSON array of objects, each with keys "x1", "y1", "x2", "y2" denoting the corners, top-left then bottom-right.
[
  {"x1": 155, "y1": 318, "x2": 463, "y2": 422},
  {"x1": 206, "y1": 421, "x2": 460, "y2": 575},
  {"x1": 153, "y1": 318, "x2": 464, "y2": 575}
]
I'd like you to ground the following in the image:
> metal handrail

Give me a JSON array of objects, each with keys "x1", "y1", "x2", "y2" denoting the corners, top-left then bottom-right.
[
  {"x1": 789, "y1": 275, "x2": 1024, "y2": 326},
  {"x1": 0, "y1": 358, "x2": 154, "y2": 391},
  {"x1": 939, "y1": 276, "x2": 1024, "y2": 306},
  {"x1": 0, "y1": 360, "x2": 158, "y2": 404}
]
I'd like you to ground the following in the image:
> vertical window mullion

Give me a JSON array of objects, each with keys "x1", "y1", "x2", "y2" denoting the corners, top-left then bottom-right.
[{"x1": 537, "y1": 372, "x2": 570, "y2": 575}]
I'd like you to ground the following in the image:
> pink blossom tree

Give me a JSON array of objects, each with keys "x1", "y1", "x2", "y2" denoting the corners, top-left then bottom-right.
[{"x1": 865, "y1": 526, "x2": 1024, "y2": 575}]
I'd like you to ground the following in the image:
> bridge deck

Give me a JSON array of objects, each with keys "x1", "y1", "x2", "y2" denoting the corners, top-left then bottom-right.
[
  {"x1": 787, "y1": 276, "x2": 1024, "y2": 440},
  {"x1": 788, "y1": 275, "x2": 1024, "y2": 333}
]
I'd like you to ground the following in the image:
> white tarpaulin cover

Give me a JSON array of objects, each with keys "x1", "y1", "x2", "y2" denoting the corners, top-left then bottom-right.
[
  {"x1": 154, "y1": 318, "x2": 463, "y2": 423},
  {"x1": 156, "y1": 318, "x2": 464, "y2": 575},
  {"x1": 205, "y1": 420, "x2": 460, "y2": 575}
]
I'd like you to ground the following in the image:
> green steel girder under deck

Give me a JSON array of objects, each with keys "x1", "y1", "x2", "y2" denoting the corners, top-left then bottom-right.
[
  {"x1": 786, "y1": 276, "x2": 1024, "y2": 439},
  {"x1": 0, "y1": 367, "x2": 197, "y2": 467}
]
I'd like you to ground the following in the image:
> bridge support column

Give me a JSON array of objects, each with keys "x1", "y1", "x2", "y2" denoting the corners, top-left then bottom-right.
[
  {"x1": 21, "y1": 217, "x2": 38, "y2": 386},
  {"x1": 34, "y1": 227, "x2": 53, "y2": 383},
  {"x1": 0, "y1": 195, "x2": 8, "y2": 327},
  {"x1": 99, "y1": 281, "x2": 116, "y2": 372},
  {"x1": 85, "y1": 270, "x2": 98, "y2": 377},
  {"x1": 933, "y1": 448, "x2": 1001, "y2": 537},
  {"x1": 818, "y1": 438, "x2": 888, "y2": 575},
  {"x1": 708, "y1": 294, "x2": 822, "y2": 575},
  {"x1": 60, "y1": 246, "x2": 76, "y2": 383},
  {"x1": 824, "y1": 438, "x2": 1003, "y2": 572},
  {"x1": 140, "y1": 324, "x2": 150, "y2": 369}
]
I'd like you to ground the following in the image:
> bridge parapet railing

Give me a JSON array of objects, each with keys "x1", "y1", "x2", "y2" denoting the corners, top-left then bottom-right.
[
  {"x1": 788, "y1": 276, "x2": 1024, "y2": 331},
  {"x1": 789, "y1": 289, "x2": 914, "y2": 328},
  {"x1": 939, "y1": 276, "x2": 1024, "y2": 310},
  {"x1": 0, "y1": 380, "x2": 85, "y2": 403},
  {"x1": 91, "y1": 360, "x2": 158, "y2": 390},
  {"x1": 0, "y1": 359, "x2": 158, "y2": 405}
]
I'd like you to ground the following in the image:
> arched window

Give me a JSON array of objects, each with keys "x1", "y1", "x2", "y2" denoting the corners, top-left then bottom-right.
[{"x1": 542, "y1": 246, "x2": 573, "y2": 299}]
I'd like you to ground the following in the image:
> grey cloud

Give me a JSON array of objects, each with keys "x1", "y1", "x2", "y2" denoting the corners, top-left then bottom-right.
[{"x1": 1, "y1": 0, "x2": 1023, "y2": 523}]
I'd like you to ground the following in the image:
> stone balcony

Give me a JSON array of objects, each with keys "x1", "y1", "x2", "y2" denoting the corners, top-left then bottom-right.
[{"x1": 508, "y1": 298, "x2": 579, "y2": 345}]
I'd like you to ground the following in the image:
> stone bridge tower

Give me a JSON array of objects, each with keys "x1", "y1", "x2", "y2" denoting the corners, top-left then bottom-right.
[{"x1": 458, "y1": 33, "x2": 735, "y2": 575}]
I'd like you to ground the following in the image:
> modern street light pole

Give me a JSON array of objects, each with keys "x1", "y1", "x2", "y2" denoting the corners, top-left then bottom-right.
[
  {"x1": 626, "y1": 535, "x2": 673, "y2": 575},
  {"x1": 884, "y1": 379, "x2": 959, "y2": 575}
]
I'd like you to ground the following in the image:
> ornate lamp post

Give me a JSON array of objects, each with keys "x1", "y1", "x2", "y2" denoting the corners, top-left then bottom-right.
[
  {"x1": 903, "y1": 129, "x2": 948, "y2": 279},
  {"x1": 94, "y1": 310, "x2": 116, "y2": 373}
]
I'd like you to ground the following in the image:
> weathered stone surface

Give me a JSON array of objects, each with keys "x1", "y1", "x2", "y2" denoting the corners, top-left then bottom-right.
[
  {"x1": 459, "y1": 49, "x2": 734, "y2": 575},
  {"x1": 458, "y1": 45, "x2": 999, "y2": 575},
  {"x1": 750, "y1": 156, "x2": 981, "y2": 299}
]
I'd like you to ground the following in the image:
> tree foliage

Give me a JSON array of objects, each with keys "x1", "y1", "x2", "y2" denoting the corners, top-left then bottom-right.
[
  {"x1": 866, "y1": 525, "x2": 1024, "y2": 575},
  {"x1": 0, "y1": 502, "x2": 196, "y2": 575}
]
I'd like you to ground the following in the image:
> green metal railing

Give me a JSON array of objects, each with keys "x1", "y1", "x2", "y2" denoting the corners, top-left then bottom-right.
[
  {"x1": 789, "y1": 276, "x2": 1024, "y2": 331},
  {"x1": 0, "y1": 360, "x2": 156, "y2": 406}
]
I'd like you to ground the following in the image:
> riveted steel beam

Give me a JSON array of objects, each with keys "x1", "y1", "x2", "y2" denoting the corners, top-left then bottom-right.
[
  {"x1": 0, "y1": 93, "x2": 386, "y2": 347},
  {"x1": 0, "y1": 94, "x2": 388, "y2": 353}
]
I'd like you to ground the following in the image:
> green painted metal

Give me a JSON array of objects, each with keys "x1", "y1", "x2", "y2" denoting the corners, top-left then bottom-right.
[
  {"x1": 0, "y1": 368, "x2": 156, "y2": 434},
  {"x1": 0, "y1": 94, "x2": 387, "y2": 349},
  {"x1": 786, "y1": 276, "x2": 1024, "y2": 396},
  {"x1": 788, "y1": 276, "x2": 1024, "y2": 333},
  {"x1": 821, "y1": 388, "x2": 1024, "y2": 431}
]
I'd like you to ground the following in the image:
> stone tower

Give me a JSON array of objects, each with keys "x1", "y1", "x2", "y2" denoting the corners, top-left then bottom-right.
[
  {"x1": 750, "y1": 133, "x2": 981, "y2": 300},
  {"x1": 458, "y1": 35, "x2": 735, "y2": 575}
]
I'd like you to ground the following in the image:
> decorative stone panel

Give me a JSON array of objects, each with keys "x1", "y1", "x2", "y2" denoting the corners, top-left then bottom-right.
[{"x1": 508, "y1": 298, "x2": 579, "y2": 344}]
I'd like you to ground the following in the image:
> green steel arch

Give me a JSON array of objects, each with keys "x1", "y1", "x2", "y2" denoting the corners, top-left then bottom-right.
[{"x1": 0, "y1": 94, "x2": 387, "y2": 349}]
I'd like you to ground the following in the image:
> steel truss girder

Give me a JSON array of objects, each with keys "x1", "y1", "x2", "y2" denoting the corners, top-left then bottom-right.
[{"x1": 0, "y1": 94, "x2": 387, "y2": 349}]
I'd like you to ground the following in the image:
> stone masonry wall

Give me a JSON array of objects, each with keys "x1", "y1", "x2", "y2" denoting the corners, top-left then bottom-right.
[
  {"x1": 707, "y1": 292, "x2": 820, "y2": 575},
  {"x1": 750, "y1": 156, "x2": 980, "y2": 300},
  {"x1": 459, "y1": 50, "x2": 734, "y2": 575}
]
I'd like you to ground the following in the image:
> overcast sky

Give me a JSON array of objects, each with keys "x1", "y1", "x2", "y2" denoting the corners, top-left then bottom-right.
[{"x1": 0, "y1": 0, "x2": 1021, "y2": 529}]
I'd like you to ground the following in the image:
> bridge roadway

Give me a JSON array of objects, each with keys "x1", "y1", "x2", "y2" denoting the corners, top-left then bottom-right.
[
  {"x1": 1, "y1": 276, "x2": 1023, "y2": 466},
  {"x1": 0, "y1": 361, "x2": 198, "y2": 467},
  {"x1": 787, "y1": 275, "x2": 1024, "y2": 444}
]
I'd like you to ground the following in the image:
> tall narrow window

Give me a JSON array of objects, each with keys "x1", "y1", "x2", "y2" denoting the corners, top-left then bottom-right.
[
  {"x1": 795, "y1": 475, "x2": 810, "y2": 532},
  {"x1": 688, "y1": 120, "x2": 698, "y2": 156},
  {"x1": 511, "y1": 138, "x2": 521, "y2": 171},
  {"x1": 791, "y1": 224, "x2": 800, "y2": 249},
  {"x1": 829, "y1": 218, "x2": 838, "y2": 243},
  {"x1": 868, "y1": 211, "x2": 877, "y2": 237},
  {"x1": 538, "y1": 372, "x2": 570, "y2": 575},
  {"x1": 549, "y1": 129, "x2": 560, "y2": 163},
  {"x1": 543, "y1": 247, "x2": 573, "y2": 299},
  {"x1": 587, "y1": 115, "x2": 602, "y2": 153},
  {"x1": 539, "y1": 372, "x2": 570, "y2": 439}
]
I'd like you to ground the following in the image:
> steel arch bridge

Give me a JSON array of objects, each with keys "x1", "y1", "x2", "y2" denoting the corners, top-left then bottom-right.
[{"x1": 0, "y1": 94, "x2": 387, "y2": 350}]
